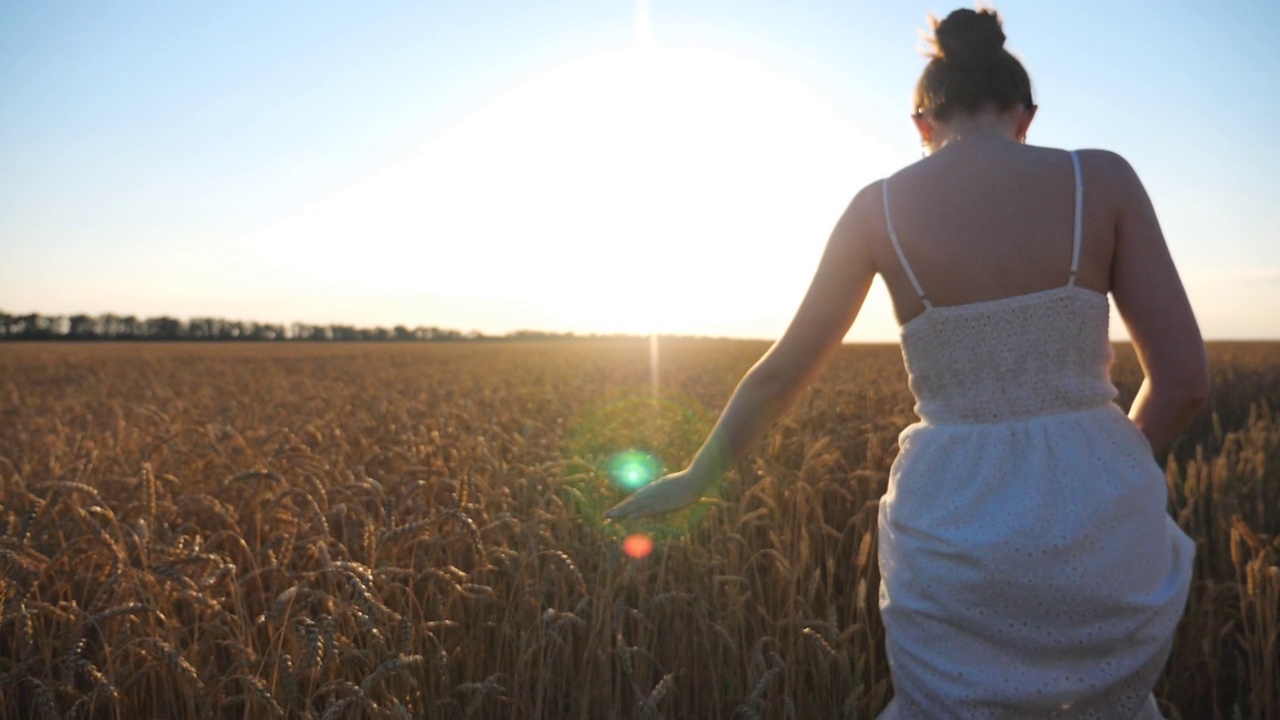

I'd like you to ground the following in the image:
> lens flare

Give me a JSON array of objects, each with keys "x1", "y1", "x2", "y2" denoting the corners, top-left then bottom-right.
[
  {"x1": 622, "y1": 533, "x2": 654, "y2": 559},
  {"x1": 560, "y1": 383, "x2": 714, "y2": 544},
  {"x1": 606, "y1": 450, "x2": 660, "y2": 491}
]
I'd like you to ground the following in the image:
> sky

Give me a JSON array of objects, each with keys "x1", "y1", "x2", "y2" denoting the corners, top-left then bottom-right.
[{"x1": 2, "y1": 0, "x2": 1277, "y2": 341}]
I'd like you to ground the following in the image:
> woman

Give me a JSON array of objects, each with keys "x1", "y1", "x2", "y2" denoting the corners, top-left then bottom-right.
[{"x1": 605, "y1": 8, "x2": 1207, "y2": 719}]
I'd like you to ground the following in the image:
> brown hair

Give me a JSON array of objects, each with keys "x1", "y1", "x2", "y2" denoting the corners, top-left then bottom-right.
[{"x1": 913, "y1": 8, "x2": 1033, "y2": 122}]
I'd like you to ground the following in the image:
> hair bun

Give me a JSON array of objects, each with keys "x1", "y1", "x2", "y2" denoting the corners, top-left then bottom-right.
[{"x1": 933, "y1": 8, "x2": 1006, "y2": 67}]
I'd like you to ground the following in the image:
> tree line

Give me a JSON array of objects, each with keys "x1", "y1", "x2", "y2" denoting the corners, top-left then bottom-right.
[{"x1": 0, "y1": 311, "x2": 586, "y2": 342}]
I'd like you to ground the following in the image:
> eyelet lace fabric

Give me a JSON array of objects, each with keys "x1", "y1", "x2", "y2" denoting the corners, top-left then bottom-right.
[{"x1": 876, "y1": 287, "x2": 1194, "y2": 720}]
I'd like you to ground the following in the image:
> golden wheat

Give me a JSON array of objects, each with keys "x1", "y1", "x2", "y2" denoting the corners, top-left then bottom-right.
[{"x1": 0, "y1": 340, "x2": 1276, "y2": 718}]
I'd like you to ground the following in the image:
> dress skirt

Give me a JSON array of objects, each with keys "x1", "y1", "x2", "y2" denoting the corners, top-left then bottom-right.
[{"x1": 875, "y1": 405, "x2": 1194, "y2": 719}]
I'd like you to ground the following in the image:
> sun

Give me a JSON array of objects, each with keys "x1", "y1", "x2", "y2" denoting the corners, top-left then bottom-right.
[{"x1": 247, "y1": 45, "x2": 899, "y2": 337}]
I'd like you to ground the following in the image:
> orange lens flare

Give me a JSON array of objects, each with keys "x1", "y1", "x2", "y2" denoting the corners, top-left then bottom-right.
[{"x1": 622, "y1": 533, "x2": 654, "y2": 559}]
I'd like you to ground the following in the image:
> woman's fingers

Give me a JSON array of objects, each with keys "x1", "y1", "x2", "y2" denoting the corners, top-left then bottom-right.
[
  {"x1": 604, "y1": 488, "x2": 657, "y2": 519},
  {"x1": 604, "y1": 474, "x2": 695, "y2": 520},
  {"x1": 603, "y1": 498, "x2": 635, "y2": 519}
]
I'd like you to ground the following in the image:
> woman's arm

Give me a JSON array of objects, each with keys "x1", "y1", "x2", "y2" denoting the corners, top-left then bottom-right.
[
  {"x1": 605, "y1": 184, "x2": 881, "y2": 520},
  {"x1": 1103, "y1": 151, "x2": 1209, "y2": 454}
]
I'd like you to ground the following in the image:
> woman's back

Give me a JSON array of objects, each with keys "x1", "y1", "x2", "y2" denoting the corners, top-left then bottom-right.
[
  {"x1": 876, "y1": 139, "x2": 1114, "y2": 326},
  {"x1": 883, "y1": 145, "x2": 1119, "y2": 425},
  {"x1": 873, "y1": 136, "x2": 1206, "y2": 453}
]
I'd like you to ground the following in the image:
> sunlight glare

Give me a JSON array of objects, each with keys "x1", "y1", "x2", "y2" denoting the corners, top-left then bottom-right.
[
  {"x1": 243, "y1": 45, "x2": 900, "y2": 337},
  {"x1": 649, "y1": 333, "x2": 659, "y2": 392}
]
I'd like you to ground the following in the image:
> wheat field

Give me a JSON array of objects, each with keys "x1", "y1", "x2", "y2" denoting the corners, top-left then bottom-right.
[{"x1": 0, "y1": 340, "x2": 1276, "y2": 719}]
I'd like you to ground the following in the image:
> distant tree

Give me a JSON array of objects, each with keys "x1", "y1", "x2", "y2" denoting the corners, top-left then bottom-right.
[
  {"x1": 68, "y1": 314, "x2": 99, "y2": 339},
  {"x1": 146, "y1": 316, "x2": 183, "y2": 340},
  {"x1": 306, "y1": 326, "x2": 329, "y2": 341},
  {"x1": 394, "y1": 325, "x2": 412, "y2": 341},
  {"x1": 218, "y1": 321, "x2": 243, "y2": 340},
  {"x1": 98, "y1": 313, "x2": 124, "y2": 338},
  {"x1": 188, "y1": 318, "x2": 219, "y2": 340},
  {"x1": 116, "y1": 315, "x2": 140, "y2": 339},
  {"x1": 14, "y1": 314, "x2": 37, "y2": 338},
  {"x1": 252, "y1": 323, "x2": 287, "y2": 341}
]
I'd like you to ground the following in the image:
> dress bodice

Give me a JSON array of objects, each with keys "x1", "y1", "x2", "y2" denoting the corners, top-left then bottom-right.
[{"x1": 899, "y1": 285, "x2": 1116, "y2": 424}]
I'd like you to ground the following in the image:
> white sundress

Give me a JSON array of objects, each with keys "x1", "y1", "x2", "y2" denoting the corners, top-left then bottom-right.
[{"x1": 875, "y1": 151, "x2": 1195, "y2": 719}]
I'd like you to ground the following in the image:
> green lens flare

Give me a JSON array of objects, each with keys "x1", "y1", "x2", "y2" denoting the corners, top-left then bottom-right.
[
  {"x1": 559, "y1": 379, "x2": 716, "y2": 545},
  {"x1": 606, "y1": 450, "x2": 660, "y2": 491}
]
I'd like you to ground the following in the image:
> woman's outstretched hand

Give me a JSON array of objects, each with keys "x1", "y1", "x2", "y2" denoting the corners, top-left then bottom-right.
[{"x1": 603, "y1": 468, "x2": 713, "y2": 520}]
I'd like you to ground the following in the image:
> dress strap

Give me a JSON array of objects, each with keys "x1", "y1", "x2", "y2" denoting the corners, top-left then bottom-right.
[
  {"x1": 882, "y1": 179, "x2": 933, "y2": 309},
  {"x1": 1068, "y1": 150, "x2": 1083, "y2": 286}
]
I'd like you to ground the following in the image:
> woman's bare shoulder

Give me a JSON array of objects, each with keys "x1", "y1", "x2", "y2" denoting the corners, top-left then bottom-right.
[
  {"x1": 819, "y1": 179, "x2": 893, "y2": 275},
  {"x1": 1072, "y1": 148, "x2": 1153, "y2": 213},
  {"x1": 852, "y1": 178, "x2": 888, "y2": 214},
  {"x1": 832, "y1": 179, "x2": 891, "y2": 240},
  {"x1": 1074, "y1": 148, "x2": 1143, "y2": 185}
]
